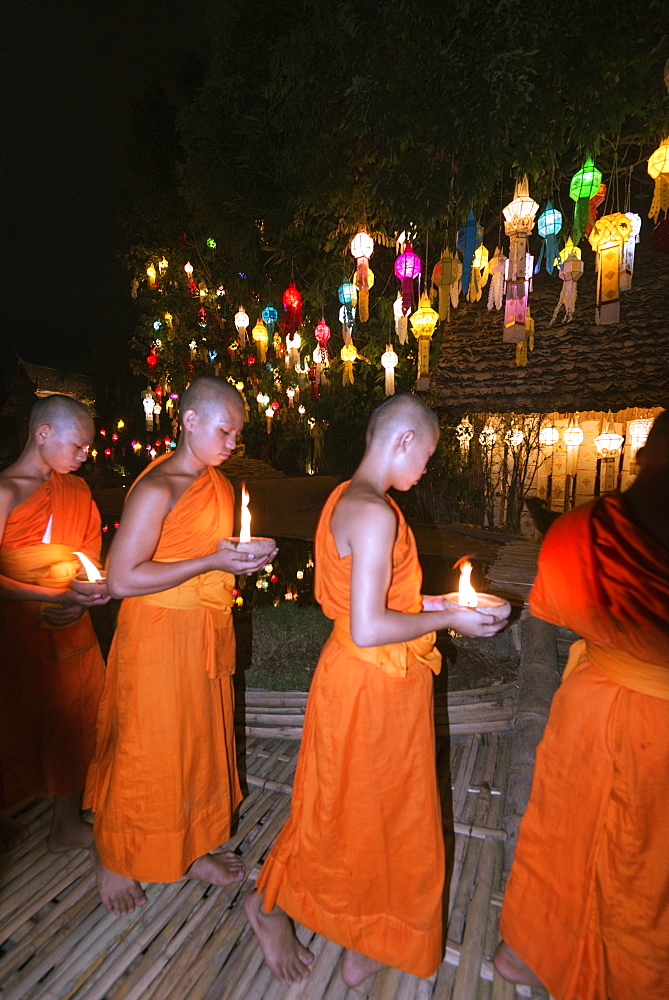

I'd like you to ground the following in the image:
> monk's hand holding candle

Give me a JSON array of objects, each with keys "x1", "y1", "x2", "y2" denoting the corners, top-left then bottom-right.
[
  {"x1": 216, "y1": 537, "x2": 278, "y2": 576},
  {"x1": 422, "y1": 593, "x2": 511, "y2": 636}
]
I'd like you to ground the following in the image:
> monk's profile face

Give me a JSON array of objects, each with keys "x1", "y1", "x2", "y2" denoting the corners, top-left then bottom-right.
[
  {"x1": 187, "y1": 400, "x2": 245, "y2": 467},
  {"x1": 393, "y1": 426, "x2": 439, "y2": 492},
  {"x1": 38, "y1": 415, "x2": 94, "y2": 474}
]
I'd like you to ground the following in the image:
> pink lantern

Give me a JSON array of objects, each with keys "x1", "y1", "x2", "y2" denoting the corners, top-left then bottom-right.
[
  {"x1": 314, "y1": 317, "x2": 331, "y2": 362},
  {"x1": 394, "y1": 244, "x2": 421, "y2": 313}
]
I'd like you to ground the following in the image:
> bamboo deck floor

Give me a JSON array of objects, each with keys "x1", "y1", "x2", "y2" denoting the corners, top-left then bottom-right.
[{"x1": 0, "y1": 685, "x2": 550, "y2": 1000}]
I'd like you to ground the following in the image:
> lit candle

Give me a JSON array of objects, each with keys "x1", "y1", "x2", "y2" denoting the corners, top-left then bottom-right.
[
  {"x1": 239, "y1": 483, "x2": 252, "y2": 543},
  {"x1": 74, "y1": 551, "x2": 103, "y2": 583},
  {"x1": 224, "y1": 482, "x2": 276, "y2": 562},
  {"x1": 445, "y1": 556, "x2": 507, "y2": 610}
]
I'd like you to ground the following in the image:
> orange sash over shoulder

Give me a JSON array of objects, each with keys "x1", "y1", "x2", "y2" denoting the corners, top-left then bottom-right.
[
  {"x1": 0, "y1": 473, "x2": 105, "y2": 806},
  {"x1": 84, "y1": 459, "x2": 241, "y2": 882},
  {"x1": 501, "y1": 494, "x2": 669, "y2": 1000},
  {"x1": 256, "y1": 482, "x2": 445, "y2": 978}
]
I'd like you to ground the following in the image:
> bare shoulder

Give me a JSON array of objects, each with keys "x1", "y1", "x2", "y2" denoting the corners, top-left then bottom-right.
[
  {"x1": 332, "y1": 482, "x2": 397, "y2": 555},
  {"x1": 337, "y1": 481, "x2": 394, "y2": 520},
  {"x1": 125, "y1": 467, "x2": 174, "y2": 516},
  {"x1": 0, "y1": 476, "x2": 18, "y2": 516}
]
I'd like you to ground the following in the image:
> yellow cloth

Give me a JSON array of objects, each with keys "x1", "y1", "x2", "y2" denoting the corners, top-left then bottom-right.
[
  {"x1": 331, "y1": 615, "x2": 440, "y2": 678},
  {"x1": 565, "y1": 638, "x2": 669, "y2": 701}
]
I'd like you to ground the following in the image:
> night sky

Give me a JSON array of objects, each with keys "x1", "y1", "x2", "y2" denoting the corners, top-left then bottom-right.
[{"x1": 3, "y1": 1, "x2": 208, "y2": 373}]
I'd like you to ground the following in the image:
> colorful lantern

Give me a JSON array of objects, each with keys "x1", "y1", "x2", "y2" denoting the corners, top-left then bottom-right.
[
  {"x1": 146, "y1": 263, "x2": 157, "y2": 287},
  {"x1": 282, "y1": 282, "x2": 302, "y2": 334},
  {"x1": 479, "y1": 421, "x2": 497, "y2": 449},
  {"x1": 273, "y1": 331, "x2": 285, "y2": 359},
  {"x1": 286, "y1": 386, "x2": 296, "y2": 408},
  {"x1": 409, "y1": 292, "x2": 439, "y2": 391},
  {"x1": 286, "y1": 331, "x2": 301, "y2": 369},
  {"x1": 502, "y1": 177, "x2": 539, "y2": 343},
  {"x1": 587, "y1": 183, "x2": 607, "y2": 236},
  {"x1": 431, "y1": 248, "x2": 461, "y2": 321},
  {"x1": 455, "y1": 415, "x2": 474, "y2": 457},
  {"x1": 393, "y1": 292, "x2": 409, "y2": 344},
  {"x1": 184, "y1": 261, "x2": 194, "y2": 278},
  {"x1": 381, "y1": 344, "x2": 398, "y2": 396},
  {"x1": 350, "y1": 230, "x2": 374, "y2": 322},
  {"x1": 588, "y1": 212, "x2": 633, "y2": 324},
  {"x1": 456, "y1": 210, "x2": 483, "y2": 298},
  {"x1": 339, "y1": 304, "x2": 355, "y2": 344},
  {"x1": 340, "y1": 342, "x2": 358, "y2": 385},
  {"x1": 569, "y1": 158, "x2": 602, "y2": 244},
  {"x1": 256, "y1": 391, "x2": 269, "y2": 412},
  {"x1": 264, "y1": 406, "x2": 274, "y2": 434},
  {"x1": 550, "y1": 243, "x2": 584, "y2": 326},
  {"x1": 594, "y1": 413, "x2": 624, "y2": 458},
  {"x1": 394, "y1": 245, "x2": 421, "y2": 313},
  {"x1": 648, "y1": 138, "x2": 669, "y2": 222},
  {"x1": 235, "y1": 308, "x2": 250, "y2": 346},
  {"x1": 262, "y1": 302, "x2": 279, "y2": 334},
  {"x1": 252, "y1": 317, "x2": 269, "y2": 362},
  {"x1": 486, "y1": 247, "x2": 507, "y2": 311},
  {"x1": 158, "y1": 257, "x2": 168, "y2": 276},
  {"x1": 621, "y1": 213, "x2": 641, "y2": 292},
  {"x1": 338, "y1": 282, "x2": 357, "y2": 340},
  {"x1": 562, "y1": 417, "x2": 584, "y2": 448},
  {"x1": 535, "y1": 202, "x2": 563, "y2": 275},
  {"x1": 467, "y1": 244, "x2": 489, "y2": 303},
  {"x1": 146, "y1": 347, "x2": 158, "y2": 369},
  {"x1": 314, "y1": 317, "x2": 331, "y2": 362}
]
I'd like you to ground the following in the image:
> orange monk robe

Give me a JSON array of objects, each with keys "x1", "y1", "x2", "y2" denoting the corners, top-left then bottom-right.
[
  {"x1": 256, "y1": 482, "x2": 444, "y2": 978},
  {"x1": 500, "y1": 494, "x2": 669, "y2": 1000},
  {"x1": 84, "y1": 459, "x2": 241, "y2": 883},
  {"x1": 0, "y1": 472, "x2": 105, "y2": 807}
]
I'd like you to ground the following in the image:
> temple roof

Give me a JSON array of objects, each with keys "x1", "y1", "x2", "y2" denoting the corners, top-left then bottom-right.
[
  {"x1": 429, "y1": 221, "x2": 669, "y2": 416},
  {"x1": 19, "y1": 358, "x2": 96, "y2": 403}
]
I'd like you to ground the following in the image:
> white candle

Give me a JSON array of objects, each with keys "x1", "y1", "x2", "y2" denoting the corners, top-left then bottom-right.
[
  {"x1": 239, "y1": 483, "x2": 251, "y2": 543},
  {"x1": 74, "y1": 551, "x2": 103, "y2": 582}
]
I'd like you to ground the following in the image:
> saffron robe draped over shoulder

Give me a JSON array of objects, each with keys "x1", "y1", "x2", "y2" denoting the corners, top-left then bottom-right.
[
  {"x1": 256, "y1": 481, "x2": 445, "y2": 978},
  {"x1": 500, "y1": 495, "x2": 669, "y2": 1000},
  {"x1": 84, "y1": 459, "x2": 241, "y2": 883},
  {"x1": 0, "y1": 473, "x2": 105, "y2": 807}
]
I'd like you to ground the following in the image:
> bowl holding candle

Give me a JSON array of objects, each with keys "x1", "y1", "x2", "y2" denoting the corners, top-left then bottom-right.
[
  {"x1": 224, "y1": 483, "x2": 277, "y2": 563},
  {"x1": 444, "y1": 556, "x2": 508, "y2": 611},
  {"x1": 70, "y1": 551, "x2": 108, "y2": 596}
]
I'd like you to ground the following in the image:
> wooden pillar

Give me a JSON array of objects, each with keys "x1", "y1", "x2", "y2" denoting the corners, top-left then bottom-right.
[{"x1": 503, "y1": 610, "x2": 561, "y2": 872}]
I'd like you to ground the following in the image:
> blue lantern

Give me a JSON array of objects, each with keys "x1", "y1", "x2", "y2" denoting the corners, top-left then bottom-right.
[
  {"x1": 535, "y1": 201, "x2": 563, "y2": 275},
  {"x1": 262, "y1": 302, "x2": 278, "y2": 334}
]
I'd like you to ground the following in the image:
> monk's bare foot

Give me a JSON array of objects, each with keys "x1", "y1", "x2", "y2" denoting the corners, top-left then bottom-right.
[
  {"x1": 47, "y1": 792, "x2": 94, "y2": 853},
  {"x1": 185, "y1": 851, "x2": 246, "y2": 887},
  {"x1": 244, "y1": 890, "x2": 314, "y2": 984},
  {"x1": 0, "y1": 811, "x2": 30, "y2": 852},
  {"x1": 341, "y1": 948, "x2": 385, "y2": 987},
  {"x1": 89, "y1": 843, "x2": 148, "y2": 916},
  {"x1": 493, "y1": 940, "x2": 544, "y2": 989}
]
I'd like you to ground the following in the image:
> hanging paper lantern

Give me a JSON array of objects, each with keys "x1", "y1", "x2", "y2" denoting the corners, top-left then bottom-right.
[
  {"x1": 262, "y1": 302, "x2": 279, "y2": 335},
  {"x1": 198, "y1": 307, "x2": 207, "y2": 328},
  {"x1": 158, "y1": 257, "x2": 168, "y2": 276},
  {"x1": 146, "y1": 263, "x2": 157, "y2": 287},
  {"x1": 569, "y1": 158, "x2": 602, "y2": 244},
  {"x1": 314, "y1": 317, "x2": 331, "y2": 362},
  {"x1": 594, "y1": 413, "x2": 624, "y2": 458},
  {"x1": 587, "y1": 183, "x2": 607, "y2": 236},
  {"x1": 264, "y1": 406, "x2": 274, "y2": 434},
  {"x1": 650, "y1": 217, "x2": 669, "y2": 254},
  {"x1": 486, "y1": 247, "x2": 507, "y2": 311},
  {"x1": 393, "y1": 293, "x2": 409, "y2": 344},
  {"x1": 350, "y1": 230, "x2": 374, "y2": 322},
  {"x1": 563, "y1": 417, "x2": 584, "y2": 448},
  {"x1": 235, "y1": 307, "x2": 250, "y2": 346},
  {"x1": 339, "y1": 304, "x2": 355, "y2": 344},
  {"x1": 479, "y1": 422, "x2": 497, "y2": 449},
  {"x1": 338, "y1": 281, "x2": 357, "y2": 340},
  {"x1": 285, "y1": 331, "x2": 301, "y2": 369},
  {"x1": 340, "y1": 342, "x2": 358, "y2": 385},
  {"x1": 502, "y1": 177, "x2": 539, "y2": 343},
  {"x1": 588, "y1": 212, "x2": 633, "y2": 324},
  {"x1": 381, "y1": 344, "x2": 398, "y2": 396},
  {"x1": 620, "y1": 213, "x2": 641, "y2": 292},
  {"x1": 628, "y1": 417, "x2": 652, "y2": 462},
  {"x1": 535, "y1": 202, "x2": 563, "y2": 275},
  {"x1": 146, "y1": 347, "x2": 158, "y2": 369},
  {"x1": 394, "y1": 245, "x2": 421, "y2": 313},
  {"x1": 410, "y1": 292, "x2": 439, "y2": 391},
  {"x1": 184, "y1": 261, "x2": 194, "y2": 278},
  {"x1": 256, "y1": 391, "x2": 269, "y2": 412},
  {"x1": 648, "y1": 138, "x2": 669, "y2": 222},
  {"x1": 515, "y1": 306, "x2": 535, "y2": 367},
  {"x1": 467, "y1": 244, "x2": 489, "y2": 303},
  {"x1": 504, "y1": 427, "x2": 524, "y2": 448},
  {"x1": 286, "y1": 387, "x2": 296, "y2": 408},
  {"x1": 431, "y1": 248, "x2": 461, "y2": 321},
  {"x1": 282, "y1": 282, "x2": 302, "y2": 334},
  {"x1": 273, "y1": 331, "x2": 285, "y2": 359},
  {"x1": 456, "y1": 210, "x2": 483, "y2": 298},
  {"x1": 539, "y1": 424, "x2": 560, "y2": 447},
  {"x1": 456, "y1": 416, "x2": 474, "y2": 457},
  {"x1": 252, "y1": 317, "x2": 269, "y2": 362},
  {"x1": 550, "y1": 244, "x2": 584, "y2": 326}
]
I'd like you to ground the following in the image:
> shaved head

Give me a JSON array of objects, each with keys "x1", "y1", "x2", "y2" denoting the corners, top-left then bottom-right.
[
  {"x1": 180, "y1": 377, "x2": 245, "y2": 420},
  {"x1": 636, "y1": 409, "x2": 669, "y2": 472},
  {"x1": 366, "y1": 393, "x2": 439, "y2": 446},
  {"x1": 28, "y1": 394, "x2": 93, "y2": 433}
]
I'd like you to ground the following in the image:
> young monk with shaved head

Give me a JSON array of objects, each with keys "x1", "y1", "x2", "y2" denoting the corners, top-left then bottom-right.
[
  {"x1": 246, "y1": 393, "x2": 511, "y2": 986},
  {"x1": 0, "y1": 394, "x2": 108, "y2": 852},
  {"x1": 495, "y1": 409, "x2": 669, "y2": 1000},
  {"x1": 85, "y1": 377, "x2": 276, "y2": 915}
]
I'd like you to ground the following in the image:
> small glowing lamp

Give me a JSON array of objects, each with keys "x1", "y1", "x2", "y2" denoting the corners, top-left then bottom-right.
[
  {"x1": 563, "y1": 419, "x2": 584, "y2": 447},
  {"x1": 380, "y1": 344, "x2": 398, "y2": 396},
  {"x1": 539, "y1": 425, "x2": 560, "y2": 446},
  {"x1": 594, "y1": 414, "x2": 624, "y2": 458}
]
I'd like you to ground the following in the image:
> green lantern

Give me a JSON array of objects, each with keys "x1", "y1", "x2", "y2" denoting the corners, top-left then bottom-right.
[{"x1": 569, "y1": 158, "x2": 602, "y2": 245}]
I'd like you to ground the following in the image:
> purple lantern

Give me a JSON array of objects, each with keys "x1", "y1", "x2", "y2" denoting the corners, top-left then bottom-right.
[{"x1": 394, "y1": 244, "x2": 421, "y2": 313}]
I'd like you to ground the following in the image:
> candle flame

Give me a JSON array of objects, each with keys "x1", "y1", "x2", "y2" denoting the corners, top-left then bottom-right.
[
  {"x1": 239, "y1": 483, "x2": 251, "y2": 543},
  {"x1": 456, "y1": 557, "x2": 478, "y2": 608},
  {"x1": 74, "y1": 552, "x2": 103, "y2": 582}
]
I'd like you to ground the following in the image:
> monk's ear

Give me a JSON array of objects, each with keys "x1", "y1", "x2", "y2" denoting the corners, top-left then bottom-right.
[
  {"x1": 398, "y1": 429, "x2": 415, "y2": 452},
  {"x1": 181, "y1": 408, "x2": 198, "y2": 432},
  {"x1": 35, "y1": 422, "x2": 53, "y2": 443}
]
